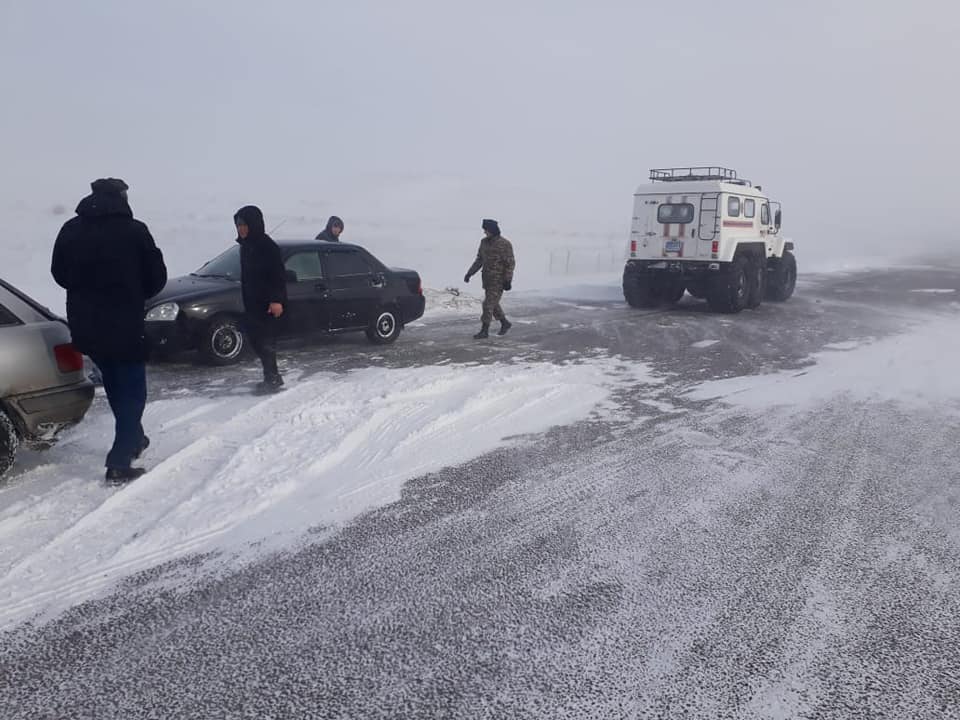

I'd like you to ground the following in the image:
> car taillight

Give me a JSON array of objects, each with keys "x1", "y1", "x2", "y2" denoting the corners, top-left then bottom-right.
[
  {"x1": 630, "y1": 239, "x2": 637, "y2": 254},
  {"x1": 711, "y1": 241, "x2": 719, "y2": 258},
  {"x1": 54, "y1": 343, "x2": 84, "y2": 373}
]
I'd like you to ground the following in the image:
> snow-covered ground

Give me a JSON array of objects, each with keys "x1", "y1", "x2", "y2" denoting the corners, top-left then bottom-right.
[{"x1": 0, "y1": 357, "x2": 656, "y2": 629}]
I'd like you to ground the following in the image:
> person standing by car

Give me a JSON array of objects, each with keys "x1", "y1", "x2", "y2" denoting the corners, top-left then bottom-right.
[
  {"x1": 315, "y1": 215, "x2": 344, "y2": 243},
  {"x1": 234, "y1": 206, "x2": 287, "y2": 391},
  {"x1": 51, "y1": 178, "x2": 167, "y2": 483},
  {"x1": 463, "y1": 218, "x2": 515, "y2": 339}
]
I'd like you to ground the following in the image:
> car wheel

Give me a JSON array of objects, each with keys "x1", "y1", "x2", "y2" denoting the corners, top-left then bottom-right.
[
  {"x1": 660, "y1": 278, "x2": 686, "y2": 304},
  {"x1": 707, "y1": 255, "x2": 749, "y2": 314},
  {"x1": 0, "y1": 410, "x2": 19, "y2": 480},
  {"x1": 200, "y1": 315, "x2": 247, "y2": 365},
  {"x1": 366, "y1": 308, "x2": 402, "y2": 344},
  {"x1": 623, "y1": 275, "x2": 658, "y2": 308},
  {"x1": 745, "y1": 256, "x2": 766, "y2": 309},
  {"x1": 765, "y1": 250, "x2": 797, "y2": 302}
]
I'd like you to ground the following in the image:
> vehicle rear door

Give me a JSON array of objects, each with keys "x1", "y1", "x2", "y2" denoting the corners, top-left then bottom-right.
[
  {"x1": 321, "y1": 248, "x2": 383, "y2": 330},
  {"x1": 281, "y1": 249, "x2": 330, "y2": 333}
]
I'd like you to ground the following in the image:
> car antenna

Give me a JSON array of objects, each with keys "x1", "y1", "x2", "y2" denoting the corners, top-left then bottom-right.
[{"x1": 268, "y1": 219, "x2": 287, "y2": 234}]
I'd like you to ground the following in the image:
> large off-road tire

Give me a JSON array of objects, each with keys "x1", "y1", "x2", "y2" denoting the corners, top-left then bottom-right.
[
  {"x1": 366, "y1": 307, "x2": 402, "y2": 344},
  {"x1": 660, "y1": 278, "x2": 686, "y2": 304},
  {"x1": 745, "y1": 255, "x2": 766, "y2": 309},
  {"x1": 623, "y1": 274, "x2": 658, "y2": 308},
  {"x1": 0, "y1": 410, "x2": 19, "y2": 480},
  {"x1": 707, "y1": 255, "x2": 750, "y2": 314},
  {"x1": 765, "y1": 250, "x2": 797, "y2": 302},
  {"x1": 200, "y1": 315, "x2": 248, "y2": 365}
]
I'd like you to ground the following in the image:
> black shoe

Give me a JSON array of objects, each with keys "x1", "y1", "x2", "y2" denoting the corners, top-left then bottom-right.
[
  {"x1": 134, "y1": 435, "x2": 150, "y2": 460},
  {"x1": 256, "y1": 375, "x2": 285, "y2": 393},
  {"x1": 473, "y1": 324, "x2": 490, "y2": 340},
  {"x1": 498, "y1": 319, "x2": 512, "y2": 336},
  {"x1": 105, "y1": 466, "x2": 147, "y2": 485}
]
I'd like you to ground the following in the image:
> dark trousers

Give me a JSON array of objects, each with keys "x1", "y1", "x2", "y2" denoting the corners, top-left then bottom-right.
[
  {"x1": 481, "y1": 285, "x2": 506, "y2": 324},
  {"x1": 245, "y1": 313, "x2": 280, "y2": 379},
  {"x1": 93, "y1": 358, "x2": 147, "y2": 469}
]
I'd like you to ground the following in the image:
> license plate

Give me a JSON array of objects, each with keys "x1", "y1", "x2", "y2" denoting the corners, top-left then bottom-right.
[{"x1": 665, "y1": 240, "x2": 682, "y2": 253}]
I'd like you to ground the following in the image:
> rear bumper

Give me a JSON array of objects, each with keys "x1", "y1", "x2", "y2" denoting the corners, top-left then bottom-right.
[
  {"x1": 624, "y1": 259, "x2": 734, "y2": 277},
  {"x1": 401, "y1": 295, "x2": 426, "y2": 324},
  {"x1": 4, "y1": 381, "x2": 95, "y2": 440}
]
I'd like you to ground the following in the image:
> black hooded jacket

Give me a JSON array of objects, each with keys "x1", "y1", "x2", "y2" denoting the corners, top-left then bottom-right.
[
  {"x1": 51, "y1": 181, "x2": 167, "y2": 361},
  {"x1": 315, "y1": 216, "x2": 343, "y2": 243},
  {"x1": 234, "y1": 206, "x2": 287, "y2": 315}
]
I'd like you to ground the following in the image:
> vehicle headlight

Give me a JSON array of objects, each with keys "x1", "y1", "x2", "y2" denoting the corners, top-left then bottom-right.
[{"x1": 145, "y1": 302, "x2": 179, "y2": 321}]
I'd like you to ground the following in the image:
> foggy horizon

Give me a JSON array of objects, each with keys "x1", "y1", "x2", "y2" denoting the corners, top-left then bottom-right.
[{"x1": 2, "y1": 0, "x2": 958, "y2": 258}]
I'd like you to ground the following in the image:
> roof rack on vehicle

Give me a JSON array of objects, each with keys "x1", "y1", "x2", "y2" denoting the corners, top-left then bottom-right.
[{"x1": 649, "y1": 167, "x2": 749, "y2": 185}]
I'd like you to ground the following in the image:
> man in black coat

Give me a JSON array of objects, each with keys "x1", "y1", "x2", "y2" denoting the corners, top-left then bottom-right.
[
  {"x1": 51, "y1": 178, "x2": 167, "y2": 483},
  {"x1": 234, "y1": 206, "x2": 287, "y2": 391},
  {"x1": 315, "y1": 215, "x2": 344, "y2": 243}
]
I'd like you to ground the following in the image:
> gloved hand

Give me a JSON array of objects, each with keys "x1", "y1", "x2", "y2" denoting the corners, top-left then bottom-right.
[
  {"x1": 463, "y1": 273, "x2": 471, "y2": 283},
  {"x1": 503, "y1": 281, "x2": 512, "y2": 291}
]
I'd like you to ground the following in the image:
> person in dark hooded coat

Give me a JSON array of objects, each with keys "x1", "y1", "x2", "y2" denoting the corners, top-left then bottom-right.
[
  {"x1": 315, "y1": 215, "x2": 344, "y2": 242},
  {"x1": 234, "y1": 205, "x2": 287, "y2": 391},
  {"x1": 51, "y1": 178, "x2": 167, "y2": 483}
]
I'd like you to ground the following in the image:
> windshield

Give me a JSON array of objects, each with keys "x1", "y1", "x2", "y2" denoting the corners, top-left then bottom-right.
[{"x1": 192, "y1": 246, "x2": 241, "y2": 280}]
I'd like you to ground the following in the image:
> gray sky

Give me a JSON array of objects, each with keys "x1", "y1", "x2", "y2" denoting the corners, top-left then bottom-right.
[{"x1": 2, "y1": 0, "x2": 958, "y2": 256}]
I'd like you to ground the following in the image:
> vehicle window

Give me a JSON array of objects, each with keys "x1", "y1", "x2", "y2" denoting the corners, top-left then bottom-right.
[
  {"x1": 284, "y1": 251, "x2": 324, "y2": 282},
  {"x1": 0, "y1": 302, "x2": 21, "y2": 327},
  {"x1": 657, "y1": 203, "x2": 695, "y2": 224},
  {"x1": 744, "y1": 199, "x2": 756, "y2": 218},
  {"x1": 194, "y1": 246, "x2": 241, "y2": 280},
  {"x1": 727, "y1": 196, "x2": 741, "y2": 217},
  {"x1": 761, "y1": 203, "x2": 770, "y2": 225},
  {"x1": 326, "y1": 250, "x2": 372, "y2": 277}
]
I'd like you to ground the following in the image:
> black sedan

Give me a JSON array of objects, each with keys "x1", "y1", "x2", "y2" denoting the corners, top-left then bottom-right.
[{"x1": 145, "y1": 240, "x2": 426, "y2": 364}]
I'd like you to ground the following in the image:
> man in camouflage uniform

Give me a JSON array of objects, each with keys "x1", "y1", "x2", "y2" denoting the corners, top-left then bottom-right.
[{"x1": 464, "y1": 218, "x2": 516, "y2": 339}]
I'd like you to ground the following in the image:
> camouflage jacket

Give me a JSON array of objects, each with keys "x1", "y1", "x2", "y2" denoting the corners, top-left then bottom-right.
[{"x1": 467, "y1": 235, "x2": 515, "y2": 288}]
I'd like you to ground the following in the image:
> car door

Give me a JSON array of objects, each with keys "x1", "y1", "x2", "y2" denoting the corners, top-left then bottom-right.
[
  {"x1": 321, "y1": 248, "x2": 382, "y2": 330},
  {"x1": 281, "y1": 249, "x2": 330, "y2": 334}
]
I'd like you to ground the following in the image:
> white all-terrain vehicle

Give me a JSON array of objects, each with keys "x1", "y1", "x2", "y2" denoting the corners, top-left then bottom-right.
[{"x1": 622, "y1": 167, "x2": 796, "y2": 313}]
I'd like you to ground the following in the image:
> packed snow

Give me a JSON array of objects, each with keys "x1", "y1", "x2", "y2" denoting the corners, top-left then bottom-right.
[{"x1": 0, "y1": 357, "x2": 656, "y2": 628}]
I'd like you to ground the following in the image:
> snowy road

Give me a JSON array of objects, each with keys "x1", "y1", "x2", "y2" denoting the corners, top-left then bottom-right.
[{"x1": 3, "y1": 267, "x2": 960, "y2": 719}]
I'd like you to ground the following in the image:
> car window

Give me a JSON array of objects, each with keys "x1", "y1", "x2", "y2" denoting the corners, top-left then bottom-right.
[
  {"x1": 727, "y1": 196, "x2": 741, "y2": 217},
  {"x1": 0, "y1": 302, "x2": 20, "y2": 327},
  {"x1": 0, "y1": 284, "x2": 44, "y2": 324},
  {"x1": 194, "y1": 246, "x2": 241, "y2": 280},
  {"x1": 326, "y1": 250, "x2": 373, "y2": 277},
  {"x1": 761, "y1": 203, "x2": 770, "y2": 225},
  {"x1": 284, "y1": 251, "x2": 324, "y2": 282},
  {"x1": 743, "y1": 199, "x2": 756, "y2": 218}
]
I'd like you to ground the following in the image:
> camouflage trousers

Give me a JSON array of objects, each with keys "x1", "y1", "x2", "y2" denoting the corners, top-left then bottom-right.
[{"x1": 481, "y1": 285, "x2": 506, "y2": 324}]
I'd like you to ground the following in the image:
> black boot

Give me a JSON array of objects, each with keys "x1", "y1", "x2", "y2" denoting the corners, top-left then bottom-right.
[
  {"x1": 256, "y1": 374, "x2": 284, "y2": 393},
  {"x1": 498, "y1": 318, "x2": 512, "y2": 336},
  {"x1": 473, "y1": 323, "x2": 490, "y2": 339},
  {"x1": 105, "y1": 466, "x2": 147, "y2": 485},
  {"x1": 134, "y1": 435, "x2": 150, "y2": 460}
]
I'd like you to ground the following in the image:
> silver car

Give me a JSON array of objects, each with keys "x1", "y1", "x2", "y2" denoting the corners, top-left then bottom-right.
[{"x1": 0, "y1": 278, "x2": 95, "y2": 478}]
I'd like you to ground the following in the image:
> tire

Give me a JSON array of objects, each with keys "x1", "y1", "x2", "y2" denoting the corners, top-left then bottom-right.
[
  {"x1": 200, "y1": 315, "x2": 248, "y2": 365},
  {"x1": 745, "y1": 255, "x2": 766, "y2": 309},
  {"x1": 707, "y1": 255, "x2": 750, "y2": 314},
  {"x1": 0, "y1": 410, "x2": 19, "y2": 480},
  {"x1": 366, "y1": 308, "x2": 402, "y2": 344},
  {"x1": 660, "y1": 279, "x2": 686, "y2": 304},
  {"x1": 765, "y1": 250, "x2": 797, "y2": 302},
  {"x1": 623, "y1": 275, "x2": 658, "y2": 308}
]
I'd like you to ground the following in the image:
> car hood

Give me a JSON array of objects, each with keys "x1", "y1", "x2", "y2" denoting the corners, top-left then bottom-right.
[{"x1": 147, "y1": 274, "x2": 238, "y2": 307}]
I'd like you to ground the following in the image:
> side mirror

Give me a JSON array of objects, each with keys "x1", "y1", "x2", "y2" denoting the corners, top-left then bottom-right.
[
  {"x1": 284, "y1": 269, "x2": 298, "y2": 283},
  {"x1": 774, "y1": 209, "x2": 782, "y2": 230}
]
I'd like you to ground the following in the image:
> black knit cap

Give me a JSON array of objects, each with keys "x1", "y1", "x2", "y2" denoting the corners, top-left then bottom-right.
[
  {"x1": 482, "y1": 218, "x2": 500, "y2": 235},
  {"x1": 91, "y1": 178, "x2": 129, "y2": 195}
]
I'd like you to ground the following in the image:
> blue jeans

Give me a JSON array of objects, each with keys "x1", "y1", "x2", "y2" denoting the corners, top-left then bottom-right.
[{"x1": 92, "y1": 359, "x2": 147, "y2": 469}]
